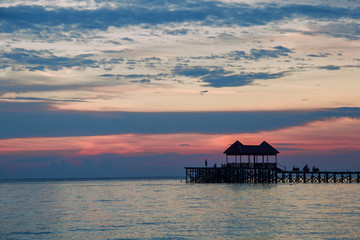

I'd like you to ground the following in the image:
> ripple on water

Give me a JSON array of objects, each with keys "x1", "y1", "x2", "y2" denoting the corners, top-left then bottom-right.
[{"x1": 1, "y1": 180, "x2": 360, "y2": 239}]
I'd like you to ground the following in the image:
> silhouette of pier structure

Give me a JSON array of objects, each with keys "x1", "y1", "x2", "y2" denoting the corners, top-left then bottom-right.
[{"x1": 185, "y1": 140, "x2": 360, "y2": 183}]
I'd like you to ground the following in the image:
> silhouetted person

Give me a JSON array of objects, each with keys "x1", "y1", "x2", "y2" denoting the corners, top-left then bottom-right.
[
  {"x1": 205, "y1": 159, "x2": 208, "y2": 167},
  {"x1": 303, "y1": 164, "x2": 310, "y2": 173},
  {"x1": 312, "y1": 166, "x2": 319, "y2": 172},
  {"x1": 213, "y1": 163, "x2": 217, "y2": 168},
  {"x1": 292, "y1": 166, "x2": 299, "y2": 171}
]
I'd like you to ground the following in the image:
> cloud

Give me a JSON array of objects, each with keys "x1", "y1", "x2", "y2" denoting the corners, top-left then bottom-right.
[
  {"x1": 1, "y1": 117, "x2": 360, "y2": 176},
  {"x1": 100, "y1": 73, "x2": 160, "y2": 82},
  {"x1": 0, "y1": 75, "x2": 130, "y2": 93},
  {"x1": 0, "y1": 48, "x2": 98, "y2": 71},
  {"x1": 2, "y1": 97, "x2": 87, "y2": 103},
  {"x1": 173, "y1": 66, "x2": 221, "y2": 77},
  {"x1": 0, "y1": 48, "x2": 162, "y2": 74},
  {"x1": 307, "y1": 53, "x2": 331, "y2": 57},
  {"x1": 1, "y1": 3, "x2": 359, "y2": 39},
  {"x1": 0, "y1": 102, "x2": 360, "y2": 139},
  {"x1": 131, "y1": 79, "x2": 151, "y2": 84},
  {"x1": 318, "y1": 65, "x2": 341, "y2": 70},
  {"x1": 229, "y1": 46, "x2": 293, "y2": 60},
  {"x1": 122, "y1": 37, "x2": 134, "y2": 42},
  {"x1": 173, "y1": 65, "x2": 287, "y2": 87},
  {"x1": 106, "y1": 40, "x2": 122, "y2": 45},
  {"x1": 180, "y1": 144, "x2": 191, "y2": 147},
  {"x1": 2, "y1": 117, "x2": 359, "y2": 157},
  {"x1": 191, "y1": 46, "x2": 293, "y2": 61},
  {"x1": 309, "y1": 22, "x2": 360, "y2": 40},
  {"x1": 202, "y1": 71, "x2": 287, "y2": 88},
  {"x1": 164, "y1": 29, "x2": 189, "y2": 35},
  {"x1": 0, "y1": 78, "x2": 84, "y2": 93}
]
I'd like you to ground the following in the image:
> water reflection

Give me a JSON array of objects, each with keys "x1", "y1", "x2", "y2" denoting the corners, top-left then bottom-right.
[{"x1": 1, "y1": 180, "x2": 360, "y2": 239}]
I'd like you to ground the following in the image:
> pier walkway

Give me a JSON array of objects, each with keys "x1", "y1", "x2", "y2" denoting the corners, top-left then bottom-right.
[{"x1": 185, "y1": 167, "x2": 360, "y2": 184}]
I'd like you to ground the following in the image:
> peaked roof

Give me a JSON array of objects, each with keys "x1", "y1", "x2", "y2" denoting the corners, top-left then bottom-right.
[{"x1": 224, "y1": 140, "x2": 279, "y2": 155}]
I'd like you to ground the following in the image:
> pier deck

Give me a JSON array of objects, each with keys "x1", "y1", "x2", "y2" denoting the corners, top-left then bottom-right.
[{"x1": 185, "y1": 167, "x2": 360, "y2": 183}]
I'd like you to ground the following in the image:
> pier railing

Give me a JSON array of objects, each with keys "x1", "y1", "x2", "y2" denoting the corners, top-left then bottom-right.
[
  {"x1": 278, "y1": 171, "x2": 360, "y2": 183},
  {"x1": 227, "y1": 162, "x2": 277, "y2": 169},
  {"x1": 185, "y1": 167, "x2": 360, "y2": 184}
]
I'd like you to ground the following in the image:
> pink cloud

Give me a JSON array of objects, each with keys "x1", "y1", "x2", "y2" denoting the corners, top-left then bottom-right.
[
  {"x1": 261, "y1": 117, "x2": 360, "y2": 155},
  {"x1": 0, "y1": 117, "x2": 359, "y2": 159}
]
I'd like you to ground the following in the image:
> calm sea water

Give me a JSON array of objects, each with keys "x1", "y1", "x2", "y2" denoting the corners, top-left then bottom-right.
[{"x1": 1, "y1": 178, "x2": 360, "y2": 240}]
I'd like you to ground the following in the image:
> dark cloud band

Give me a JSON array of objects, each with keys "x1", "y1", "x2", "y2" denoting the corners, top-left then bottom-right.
[
  {"x1": 1, "y1": 3, "x2": 359, "y2": 34},
  {"x1": 0, "y1": 102, "x2": 359, "y2": 139}
]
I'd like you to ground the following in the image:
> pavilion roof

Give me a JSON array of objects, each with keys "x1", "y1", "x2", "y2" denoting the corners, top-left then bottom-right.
[{"x1": 223, "y1": 140, "x2": 279, "y2": 155}]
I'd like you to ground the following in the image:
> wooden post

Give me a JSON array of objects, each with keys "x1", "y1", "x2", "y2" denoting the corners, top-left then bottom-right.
[{"x1": 326, "y1": 172, "x2": 329, "y2": 183}]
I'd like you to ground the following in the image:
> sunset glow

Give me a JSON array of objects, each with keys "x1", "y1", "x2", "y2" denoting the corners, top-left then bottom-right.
[
  {"x1": 1, "y1": 117, "x2": 359, "y2": 164},
  {"x1": 1, "y1": 0, "x2": 360, "y2": 177}
]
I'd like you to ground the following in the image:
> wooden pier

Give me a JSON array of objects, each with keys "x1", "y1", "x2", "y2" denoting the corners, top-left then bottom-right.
[
  {"x1": 185, "y1": 167, "x2": 360, "y2": 183},
  {"x1": 185, "y1": 140, "x2": 360, "y2": 184}
]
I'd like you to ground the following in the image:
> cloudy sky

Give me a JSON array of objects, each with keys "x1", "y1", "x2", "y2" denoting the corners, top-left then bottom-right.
[{"x1": 1, "y1": 0, "x2": 360, "y2": 178}]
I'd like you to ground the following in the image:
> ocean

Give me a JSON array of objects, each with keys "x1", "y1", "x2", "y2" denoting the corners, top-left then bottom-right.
[{"x1": 1, "y1": 178, "x2": 360, "y2": 239}]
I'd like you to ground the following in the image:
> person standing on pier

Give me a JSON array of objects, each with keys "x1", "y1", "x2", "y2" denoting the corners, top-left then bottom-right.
[{"x1": 205, "y1": 159, "x2": 208, "y2": 167}]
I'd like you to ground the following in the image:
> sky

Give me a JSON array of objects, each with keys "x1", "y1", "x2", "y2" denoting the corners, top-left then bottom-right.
[{"x1": 0, "y1": 0, "x2": 360, "y2": 178}]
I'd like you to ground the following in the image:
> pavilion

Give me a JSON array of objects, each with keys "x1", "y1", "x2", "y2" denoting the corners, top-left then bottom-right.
[
  {"x1": 224, "y1": 140, "x2": 279, "y2": 167},
  {"x1": 185, "y1": 140, "x2": 360, "y2": 183}
]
